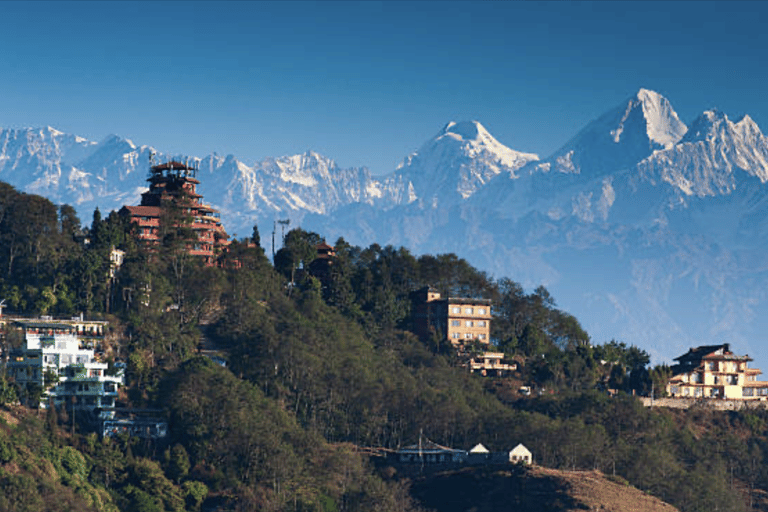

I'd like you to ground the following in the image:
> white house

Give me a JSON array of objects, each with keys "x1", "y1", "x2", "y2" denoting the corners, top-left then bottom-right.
[
  {"x1": 7, "y1": 321, "x2": 123, "y2": 410},
  {"x1": 509, "y1": 443, "x2": 532, "y2": 464}
]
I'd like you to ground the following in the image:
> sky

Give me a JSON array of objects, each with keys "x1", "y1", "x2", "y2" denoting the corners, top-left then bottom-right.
[{"x1": 1, "y1": 1, "x2": 767, "y2": 175}]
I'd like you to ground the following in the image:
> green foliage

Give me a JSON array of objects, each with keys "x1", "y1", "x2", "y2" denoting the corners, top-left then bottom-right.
[
  {"x1": 166, "y1": 444, "x2": 190, "y2": 483},
  {"x1": 61, "y1": 446, "x2": 89, "y2": 480},
  {"x1": 181, "y1": 480, "x2": 208, "y2": 511},
  {"x1": 0, "y1": 435, "x2": 16, "y2": 464},
  {"x1": 0, "y1": 377, "x2": 18, "y2": 406}
]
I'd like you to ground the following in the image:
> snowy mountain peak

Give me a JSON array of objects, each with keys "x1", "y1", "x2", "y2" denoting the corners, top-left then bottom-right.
[
  {"x1": 681, "y1": 109, "x2": 729, "y2": 143},
  {"x1": 633, "y1": 88, "x2": 687, "y2": 149},
  {"x1": 735, "y1": 114, "x2": 763, "y2": 139},
  {"x1": 538, "y1": 88, "x2": 687, "y2": 177},
  {"x1": 388, "y1": 121, "x2": 539, "y2": 205},
  {"x1": 441, "y1": 120, "x2": 483, "y2": 141},
  {"x1": 610, "y1": 88, "x2": 686, "y2": 149},
  {"x1": 45, "y1": 126, "x2": 64, "y2": 137},
  {"x1": 638, "y1": 107, "x2": 768, "y2": 197}
]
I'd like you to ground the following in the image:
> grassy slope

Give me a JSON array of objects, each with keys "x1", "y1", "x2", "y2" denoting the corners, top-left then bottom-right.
[{"x1": 407, "y1": 465, "x2": 679, "y2": 512}]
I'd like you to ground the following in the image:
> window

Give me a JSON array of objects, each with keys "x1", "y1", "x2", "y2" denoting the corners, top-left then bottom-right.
[
  {"x1": 451, "y1": 333, "x2": 460, "y2": 339},
  {"x1": 451, "y1": 320, "x2": 460, "y2": 327},
  {"x1": 464, "y1": 333, "x2": 473, "y2": 339},
  {"x1": 479, "y1": 334, "x2": 486, "y2": 340},
  {"x1": 744, "y1": 387, "x2": 754, "y2": 397},
  {"x1": 465, "y1": 308, "x2": 473, "y2": 314},
  {"x1": 451, "y1": 307, "x2": 461, "y2": 314},
  {"x1": 465, "y1": 321, "x2": 473, "y2": 327},
  {"x1": 477, "y1": 321, "x2": 486, "y2": 327},
  {"x1": 478, "y1": 308, "x2": 486, "y2": 315}
]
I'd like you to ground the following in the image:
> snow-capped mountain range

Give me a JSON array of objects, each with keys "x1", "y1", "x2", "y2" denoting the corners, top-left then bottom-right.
[{"x1": 3, "y1": 88, "x2": 768, "y2": 369}]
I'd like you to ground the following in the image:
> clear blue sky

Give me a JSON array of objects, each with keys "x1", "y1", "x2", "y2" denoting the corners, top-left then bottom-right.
[{"x1": 1, "y1": 1, "x2": 766, "y2": 175}]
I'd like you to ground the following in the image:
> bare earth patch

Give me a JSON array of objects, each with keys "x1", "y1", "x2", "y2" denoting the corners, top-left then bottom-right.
[{"x1": 533, "y1": 467, "x2": 679, "y2": 512}]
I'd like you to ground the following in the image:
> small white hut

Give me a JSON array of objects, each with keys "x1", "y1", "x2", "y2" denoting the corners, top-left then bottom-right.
[{"x1": 509, "y1": 443, "x2": 532, "y2": 465}]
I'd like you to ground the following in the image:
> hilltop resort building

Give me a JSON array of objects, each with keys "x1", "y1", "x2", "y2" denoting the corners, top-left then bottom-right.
[{"x1": 667, "y1": 344, "x2": 768, "y2": 399}]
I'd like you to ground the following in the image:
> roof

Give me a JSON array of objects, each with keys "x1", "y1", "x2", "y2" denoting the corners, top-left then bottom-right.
[
  {"x1": 445, "y1": 297, "x2": 492, "y2": 306},
  {"x1": 122, "y1": 205, "x2": 162, "y2": 217},
  {"x1": 673, "y1": 344, "x2": 729, "y2": 362},
  {"x1": 397, "y1": 438, "x2": 465, "y2": 455},
  {"x1": 316, "y1": 242, "x2": 335, "y2": 251},
  {"x1": 151, "y1": 160, "x2": 194, "y2": 172},
  {"x1": 470, "y1": 443, "x2": 489, "y2": 453},
  {"x1": 15, "y1": 320, "x2": 76, "y2": 330},
  {"x1": 510, "y1": 443, "x2": 531, "y2": 455},
  {"x1": 672, "y1": 344, "x2": 752, "y2": 374}
]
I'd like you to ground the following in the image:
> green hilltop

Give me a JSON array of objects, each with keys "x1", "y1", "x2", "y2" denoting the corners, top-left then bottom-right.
[{"x1": 0, "y1": 183, "x2": 766, "y2": 512}]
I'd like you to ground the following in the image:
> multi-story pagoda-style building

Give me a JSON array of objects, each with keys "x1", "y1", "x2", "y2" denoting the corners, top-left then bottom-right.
[{"x1": 119, "y1": 159, "x2": 229, "y2": 264}]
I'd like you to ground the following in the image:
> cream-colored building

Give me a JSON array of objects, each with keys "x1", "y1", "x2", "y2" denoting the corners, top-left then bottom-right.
[
  {"x1": 667, "y1": 343, "x2": 768, "y2": 399},
  {"x1": 509, "y1": 443, "x2": 532, "y2": 464},
  {"x1": 411, "y1": 286, "x2": 491, "y2": 347},
  {"x1": 467, "y1": 352, "x2": 516, "y2": 376}
]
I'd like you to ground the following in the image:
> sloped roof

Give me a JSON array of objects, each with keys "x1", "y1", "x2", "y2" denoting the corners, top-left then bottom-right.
[
  {"x1": 470, "y1": 443, "x2": 490, "y2": 453},
  {"x1": 122, "y1": 205, "x2": 162, "y2": 217},
  {"x1": 672, "y1": 343, "x2": 752, "y2": 374},
  {"x1": 510, "y1": 443, "x2": 531, "y2": 455},
  {"x1": 397, "y1": 437, "x2": 464, "y2": 454}
]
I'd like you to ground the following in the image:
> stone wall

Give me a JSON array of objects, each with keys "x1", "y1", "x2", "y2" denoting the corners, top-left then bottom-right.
[{"x1": 641, "y1": 397, "x2": 768, "y2": 410}]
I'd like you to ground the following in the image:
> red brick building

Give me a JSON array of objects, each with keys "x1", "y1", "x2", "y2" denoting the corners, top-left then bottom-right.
[{"x1": 120, "y1": 160, "x2": 229, "y2": 264}]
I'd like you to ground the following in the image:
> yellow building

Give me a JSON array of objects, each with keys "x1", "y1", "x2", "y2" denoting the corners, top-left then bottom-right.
[
  {"x1": 667, "y1": 343, "x2": 768, "y2": 399},
  {"x1": 411, "y1": 286, "x2": 491, "y2": 347}
]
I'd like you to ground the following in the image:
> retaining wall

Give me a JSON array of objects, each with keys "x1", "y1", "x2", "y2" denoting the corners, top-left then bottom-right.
[{"x1": 641, "y1": 397, "x2": 768, "y2": 410}]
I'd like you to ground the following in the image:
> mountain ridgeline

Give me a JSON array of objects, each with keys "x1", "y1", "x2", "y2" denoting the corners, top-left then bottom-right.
[{"x1": 2, "y1": 89, "x2": 768, "y2": 366}]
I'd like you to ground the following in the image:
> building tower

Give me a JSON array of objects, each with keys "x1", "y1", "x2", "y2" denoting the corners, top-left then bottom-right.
[{"x1": 119, "y1": 160, "x2": 230, "y2": 264}]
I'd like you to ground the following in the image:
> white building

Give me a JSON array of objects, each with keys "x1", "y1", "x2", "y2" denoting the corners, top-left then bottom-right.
[
  {"x1": 7, "y1": 321, "x2": 122, "y2": 410},
  {"x1": 509, "y1": 443, "x2": 532, "y2": 464}
]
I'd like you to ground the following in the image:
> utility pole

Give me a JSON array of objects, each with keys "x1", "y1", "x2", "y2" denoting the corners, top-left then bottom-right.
[
  {"x1": 272, "y1": 219, "x2": 290, "y2": 262},
  {"x1": 272, "y1": 221, "x2": 276, "y2": 261},
  {"x1": 278, "y1": 219, "x2": 290, "y2": 244}
]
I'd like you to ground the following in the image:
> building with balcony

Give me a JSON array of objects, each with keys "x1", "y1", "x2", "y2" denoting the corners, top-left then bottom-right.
[
  {"x1": 6, "y1": 321, "x2": 123, "y2": 410},
  {"x1": 119, "y1": 159, "x2": 229, "y2": 265},
  {"x1": 467, "y1": 352, "x2": 517, "y2": 377},
  {"x1": 410, "y1": 286, "x2": 492, "y2": 347},
  {"x1": 667, "y1": 343, "x2": 768, "y2": 399},
  {"x1": 100, "y1": 409, "x2": 168, "y2": 439}
]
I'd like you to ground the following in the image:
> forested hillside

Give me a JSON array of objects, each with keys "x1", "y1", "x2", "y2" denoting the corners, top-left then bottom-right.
[{"x1": 0, "y1": 182, "x2": 767, "y2": 512}]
